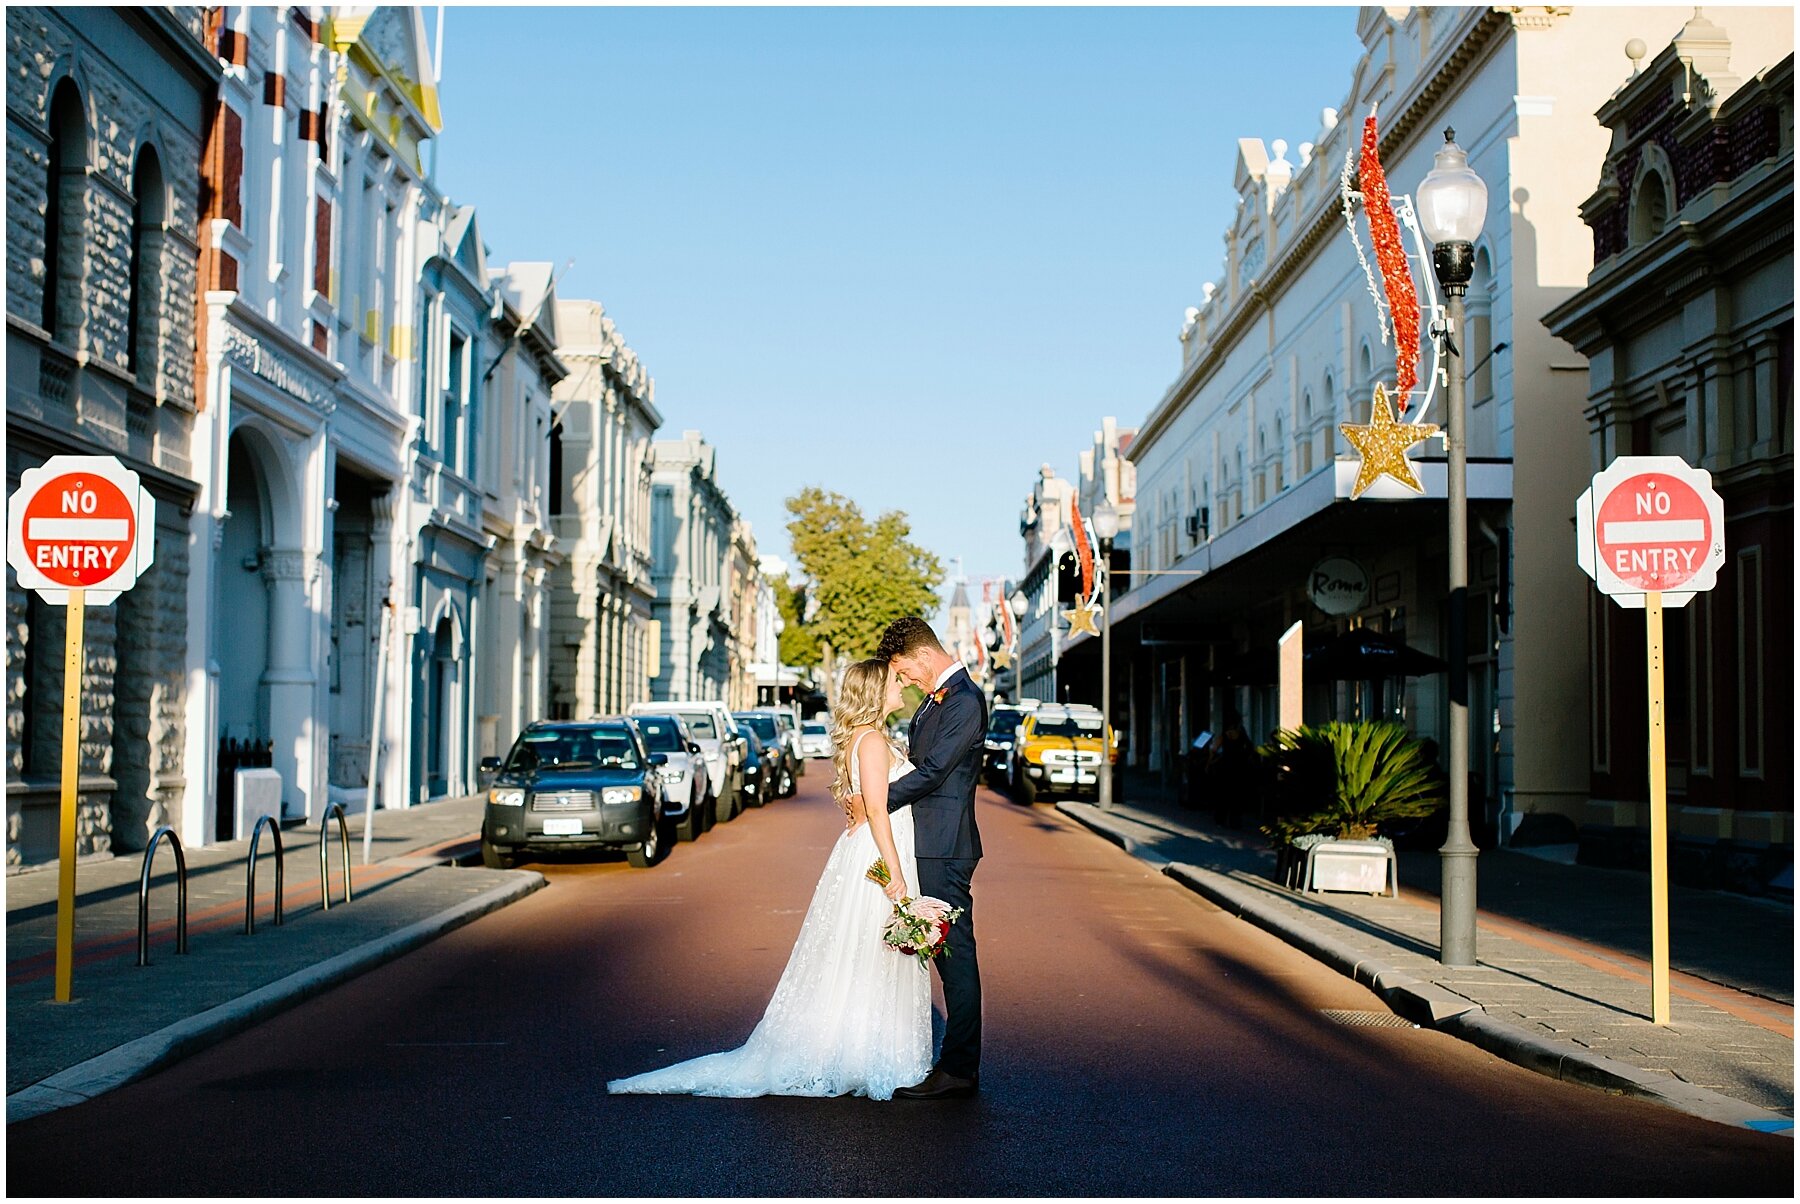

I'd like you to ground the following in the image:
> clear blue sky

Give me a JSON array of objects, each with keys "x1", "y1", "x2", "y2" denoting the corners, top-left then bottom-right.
[{"x1": 434, "y1": 5, "x2": 1366, "y2": 616}]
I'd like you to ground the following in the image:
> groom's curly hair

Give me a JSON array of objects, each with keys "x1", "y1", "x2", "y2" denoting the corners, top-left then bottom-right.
[{"x1": 876, "y1": 616, "x2": 944, "y2": 663}]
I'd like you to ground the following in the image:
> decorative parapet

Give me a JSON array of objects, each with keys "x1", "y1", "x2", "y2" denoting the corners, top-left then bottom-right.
[{"x1": 1580, "y1": 13, "x2": 1791, "y2": 265}]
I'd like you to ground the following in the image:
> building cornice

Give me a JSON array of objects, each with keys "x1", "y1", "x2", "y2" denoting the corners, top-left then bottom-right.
[{"x1": 1131, "y1": 6, "x2": 1510, "y2": 465}]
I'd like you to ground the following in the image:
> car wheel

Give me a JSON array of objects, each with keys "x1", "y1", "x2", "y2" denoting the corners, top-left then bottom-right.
[
  {"x1": 627, "y1": 819, "x2": 665, "y2": 868},
  {"x1": 674, "y1": 799, "x2": 701, "y2": 842},
  {"x1": 779, "y1": 767, "x2": 795, "y2": 797},
  {"x1": 480, "y1": 838, "x2": 517, "y2": 870},
  {"x1": 1017, "y1": 772, "x2": 1038, "y2": 805},
  {"x1": 714, "y1": 787, "x2": 736, "y2": 826}
]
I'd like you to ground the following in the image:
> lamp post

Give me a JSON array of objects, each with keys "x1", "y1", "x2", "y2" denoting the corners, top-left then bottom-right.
[
  {"x1": 1091, "y1": 501, "x2": 1121, "y2": 810},
  {"x1": 1008, "y1": 589, "x2": 1027, "y2": 699},
  {"x1": 1417, "y1": 127, "x2": 1487, "y2": 967}
]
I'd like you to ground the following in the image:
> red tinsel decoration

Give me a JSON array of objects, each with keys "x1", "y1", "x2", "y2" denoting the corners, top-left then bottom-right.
[
  {"x1": 1069, "y1": 496, "x2": 1095, "y2": 602},
  {"x1": 1359, "y1": 115, "x2": 1421, "y2": 407}
]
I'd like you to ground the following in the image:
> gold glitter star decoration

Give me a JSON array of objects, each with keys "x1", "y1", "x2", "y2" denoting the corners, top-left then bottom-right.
[
  {"x1": 1340, "y1": 382, "x2": 1440, "y2": 499},
  {"x1": 990, "y1": 647, "x2": 1013, "y2": 670},
  {"x1": 1063, "y1": 597, "x2": 1102, "y2": 636}
]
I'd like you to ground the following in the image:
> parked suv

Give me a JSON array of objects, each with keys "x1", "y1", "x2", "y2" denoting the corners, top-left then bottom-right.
[
  {"x1": 627, "y1": 701, "x2": 745, "y2": 824},
  {"x1": 983, "y1": 702, "x2": 1036, "y2": 785},
  {"x1": 479, "y1": 720, "x2": 670, "y2": 869},
  {"x1": 734, "y1": 711, "x2": 798, "y2": 798},
  {"x1": 626, "y1": 713, "x2": 710, "y2": 841},
  {"x1": 1009, "y1": 704, "x2": 1115, "y2": 804},
  {"x1": 798, "y1": 720, "x2": 832, "y2": 760}
]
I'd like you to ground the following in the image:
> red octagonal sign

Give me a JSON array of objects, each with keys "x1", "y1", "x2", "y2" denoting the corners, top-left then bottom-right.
[
  {"x1": 1576, "y1": 455, "x2": 1725, "y2": 607},
  {"x1": 7, "y1": 455, "x2": 156, "y2": 605}
]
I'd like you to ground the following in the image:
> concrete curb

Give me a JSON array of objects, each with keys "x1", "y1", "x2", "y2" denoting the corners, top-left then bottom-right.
[
  {"x1": 6, "y1": 870, "x2": 546, "y2": 1125},
  {"x1": 1054, "y1": 801, "x2": 1794, "y2": 1135}
]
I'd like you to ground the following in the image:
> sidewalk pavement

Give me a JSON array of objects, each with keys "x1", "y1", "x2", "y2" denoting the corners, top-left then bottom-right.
[
  {"x1": 1054, "y1": 773, "x2": 1793, "y2": 1134},
  {"x1": 6, "y1": 795, "x2": 543, "y2": 1122}
]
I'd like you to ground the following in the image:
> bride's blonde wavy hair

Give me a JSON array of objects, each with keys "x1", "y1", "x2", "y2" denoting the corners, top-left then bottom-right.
[{"x1": 830, "y1": 659, "x2": 900, "y2": 805}]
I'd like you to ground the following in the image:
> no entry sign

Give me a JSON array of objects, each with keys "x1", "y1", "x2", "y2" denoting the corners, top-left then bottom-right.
[
  {"x1": 7, "y1": 455, "x2": 156, "y2": 605},
  {"x1": 1576, "y1": 456, "x2": 1724, "y2": 608}
]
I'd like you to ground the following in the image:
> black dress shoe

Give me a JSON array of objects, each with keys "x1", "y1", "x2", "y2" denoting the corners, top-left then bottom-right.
[{"x1": 893, "y1": 1067, "x2": 979, "y2": 1099}]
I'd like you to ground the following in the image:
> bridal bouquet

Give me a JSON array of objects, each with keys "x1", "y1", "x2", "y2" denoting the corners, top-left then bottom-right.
[{"x1": 866, "y1": 859, "x2": 964, "y2": 964}]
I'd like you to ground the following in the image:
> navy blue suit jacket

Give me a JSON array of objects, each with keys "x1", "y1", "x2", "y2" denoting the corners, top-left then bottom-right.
[{"x1": 886, "y1": 669, "x2": 986, "y2": 861}]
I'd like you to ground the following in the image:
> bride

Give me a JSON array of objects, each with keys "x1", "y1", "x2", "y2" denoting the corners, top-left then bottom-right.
[{"x1": 607, "y1": 659, "x2": 931, "y2": 1100}]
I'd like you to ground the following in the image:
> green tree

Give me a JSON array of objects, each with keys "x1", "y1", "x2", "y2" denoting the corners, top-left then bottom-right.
[
  {"x1": 773, "y1": 578, "x2": 820, "y2": 669},
  {"x1": 784, "y1": 487, "x2": 944, "y2": 663}
]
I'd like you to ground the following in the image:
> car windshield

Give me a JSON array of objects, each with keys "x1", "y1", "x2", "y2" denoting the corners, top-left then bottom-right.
[
  {"x1": 1033, "y1": 716, "x2": 1103, "y2": 738},
  {"x1": 736, "y1": 715, "x2": 779, "y2": 741},
  {"x1": 775, "y1": 714, "x2": 796, "y2": 732},
  {"x1": 802, "y1": 722, "x2": 827, "y2": 736},
  {"x1": 633, "y1": 719, "x2": 685, "y2": 754},
  {"x1": 507, "y1": 727, "x2": 639, "y2": 772},
  {"x1": 673, "y1": 713, "x2": 717, "y2": 739},
  {"x1": 988, "y1": 711, "x2": 1026, "y2": 736}
]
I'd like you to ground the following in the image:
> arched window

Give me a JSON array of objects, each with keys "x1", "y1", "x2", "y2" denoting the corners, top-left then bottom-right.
[
  {"x1": 43, "y1": 80, "x2": 86, "y2": 340},
  {"x1": 129, "y1": 145, "x2": 166, "y2": 379},
  {"x1": 1631, "y1": 170, "x2": 1671, "y2": 245},
  {"x1": 1274, "y1": 414, "x2": 1287, "y2": 491}
]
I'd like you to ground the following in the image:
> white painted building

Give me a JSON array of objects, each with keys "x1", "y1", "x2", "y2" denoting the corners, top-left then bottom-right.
[
  {"x1": 546, "y1": 298, "x2": 661, "y2": 721},
  {"x1": 648, "y1": 430, "x2": 738, "y2": 703},
  {"x1": 1110, "y1": 5, "x2": 1794, "y2": 842}
]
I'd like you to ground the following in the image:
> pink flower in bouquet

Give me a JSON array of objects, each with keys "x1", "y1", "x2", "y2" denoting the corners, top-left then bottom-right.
[{"x1": 911, "y1": 897, "x2": 951, "y2": 925}]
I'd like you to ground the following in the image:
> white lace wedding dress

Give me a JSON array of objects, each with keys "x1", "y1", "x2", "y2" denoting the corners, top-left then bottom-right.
[{"x1": 607, "y1": 732, "x2": 931, "y2": 1100}]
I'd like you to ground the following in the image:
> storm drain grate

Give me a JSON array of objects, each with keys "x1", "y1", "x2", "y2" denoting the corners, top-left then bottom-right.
[{"x1": 1320, "y1": 1009, "x2": 1417, "y2": 1029}]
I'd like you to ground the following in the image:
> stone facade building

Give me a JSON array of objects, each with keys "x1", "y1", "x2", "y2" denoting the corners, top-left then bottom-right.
[
  {"x1": 5, "y1": 6, "x2": 218, "y2": 863},
  {"x1": 1545, "y1": 16, "x2": 1793, "y2": 885},
  {"x1": 547, "y1": 298, "x2": 660, "y2": 722}
]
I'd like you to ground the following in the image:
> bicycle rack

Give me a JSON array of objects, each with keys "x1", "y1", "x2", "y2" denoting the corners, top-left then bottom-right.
[
  {"x1": 319, "y1": 802, "x2": 353, "y2": 910},
  {"x1": 137, "y1": 825, "x2": 189, "y2": 967},
  {"x1": 245, "y1": 813, "x2": 285, "y2": 934}
]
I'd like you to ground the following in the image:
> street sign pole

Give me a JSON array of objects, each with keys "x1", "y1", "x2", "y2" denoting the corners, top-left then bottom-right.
[
  {"x1": 1575, "y1": 455, "x2": 1724, "y2": 1027},
  {"x1": 54, "y1": 588, "x2": 85, "y2": 1003},
  {"x1": 1645, "y1": 591, "x2": 1670, "y2": 1025}
]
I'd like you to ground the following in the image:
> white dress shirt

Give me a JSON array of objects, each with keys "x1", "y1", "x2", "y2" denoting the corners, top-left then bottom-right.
[{"x1": 931, "y1": 662, "x2": 966, "y2": 692}]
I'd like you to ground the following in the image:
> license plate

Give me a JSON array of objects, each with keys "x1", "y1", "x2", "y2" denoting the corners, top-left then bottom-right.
[
  {"x1": 542, "y1": 818, "x2": 583, "y2": 836},
  {"x1": 1050, "y1": 769, "x2": 1076, "y2": 782}
]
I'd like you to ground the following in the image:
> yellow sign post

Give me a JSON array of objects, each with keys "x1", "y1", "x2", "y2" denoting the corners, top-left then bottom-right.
[
  {"x1": 54, "y1": 589, "x2": 85, "y2": 1003},
  {"x1": 7, "y1": 455, "x2": 160, "y2": 1005},
  {"x1": 1644, "y1": 591, "x2": 1670, "y2": 1025}
]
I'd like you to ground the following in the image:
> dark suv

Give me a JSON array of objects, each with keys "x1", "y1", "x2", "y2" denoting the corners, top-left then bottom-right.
[{"x1": 480, "y1": 720, "x2": 670, "y2": 869}]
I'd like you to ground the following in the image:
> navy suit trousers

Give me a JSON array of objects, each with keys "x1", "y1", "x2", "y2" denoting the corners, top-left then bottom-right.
[{"x1": 917, "y1": 854, "x2": 980, "y2": 1077}]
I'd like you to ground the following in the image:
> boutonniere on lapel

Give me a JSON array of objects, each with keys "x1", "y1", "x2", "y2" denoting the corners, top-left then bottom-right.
[{"x1": 928, "y1": 687, "x2": 949, "y2": 705}]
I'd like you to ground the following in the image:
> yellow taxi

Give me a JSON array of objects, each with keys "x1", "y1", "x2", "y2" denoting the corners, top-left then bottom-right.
[{"x1": 1008, "y1": 703, "x2": 1117, "y2": 804}]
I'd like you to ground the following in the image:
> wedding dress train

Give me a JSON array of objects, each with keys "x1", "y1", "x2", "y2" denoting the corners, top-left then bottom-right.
[{"x1": 607, "y1": 735, "x2": 931, "y2": 1100}]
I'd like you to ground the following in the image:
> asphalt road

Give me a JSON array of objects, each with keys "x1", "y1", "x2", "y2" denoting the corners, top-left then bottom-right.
[{"x1": 7, "y1": 772, "x2": 1790, "y2": 1196}]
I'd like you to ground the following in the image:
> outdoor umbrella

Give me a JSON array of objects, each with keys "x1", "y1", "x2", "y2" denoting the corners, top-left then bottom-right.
[{"x1": 1305, "y1": 629, "x2": 1446, "y2": 680}]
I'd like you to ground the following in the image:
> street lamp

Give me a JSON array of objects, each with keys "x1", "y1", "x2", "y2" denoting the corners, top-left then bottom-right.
[
  {"x1": 1418, "y1": 127, "x2": 1487, "y2": 968},
  {"x1": 1090, "y1": 501, "x2": 1120, "y2": 810}
]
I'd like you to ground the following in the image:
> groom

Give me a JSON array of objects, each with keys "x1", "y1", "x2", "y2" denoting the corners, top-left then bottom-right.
[{"x1": 877, "y1": 616, "x2": 986, "y2": 1099}]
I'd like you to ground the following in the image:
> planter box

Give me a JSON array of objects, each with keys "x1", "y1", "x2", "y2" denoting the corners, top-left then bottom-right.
[{"x1": 1281, "y1": 836, "x2": 1397, "y2": 897}]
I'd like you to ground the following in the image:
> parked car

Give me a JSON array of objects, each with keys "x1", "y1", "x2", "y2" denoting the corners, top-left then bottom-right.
[
  {"x1": 479, "y1": 720, "x2": 670, "y2": 869},
  {"x1": 627, "y1": 701, "x2": 745, "y2": 824},
  {"x1": 626, "y1": 714, "x2": 711, "y2": 841},
  {"x1": 798, "y1": 720, "x2": 832, "y2": 759},
  {"x1": 1008, "y1": 703, "x2": 1116, "y2": 804},
  {"x1": 773, "y1": 709, "x2": 806, "y2": 779},
  {"x1": 735, "y1": 711, "x2": 798, "y2": 797},
  {"x1": 983, "y1": 703, "x2": 1035, "y2": 785},
  {"x1": 737, "y1": 723, "x2": 779, "y2": 806}
]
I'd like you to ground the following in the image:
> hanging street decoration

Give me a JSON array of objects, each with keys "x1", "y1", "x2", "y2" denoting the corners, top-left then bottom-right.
[
  {"x1": 1063, "y1": 597, "x2": 1103, "y2": 636},
  {"x1": 1340, "y1": 384, "x2": 1439, "y2": 498},
  {"x1": 1354, "y1": 109, "x2": 1422, "y2": 406},
  {"x1": 1338, "y1": 102, "x2": 1445, "y2": 495},
  {"x1": 991, "y1": 646, "x2": 1013, "y2": 670}
]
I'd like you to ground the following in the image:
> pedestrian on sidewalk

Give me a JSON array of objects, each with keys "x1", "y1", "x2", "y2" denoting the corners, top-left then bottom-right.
[{"x1": 1208, "y1": 723, "x2": 1257, "y2": 829}]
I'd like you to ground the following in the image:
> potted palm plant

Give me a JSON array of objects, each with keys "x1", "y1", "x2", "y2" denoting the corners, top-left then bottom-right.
[{"x1": 1260, "y1": 721, "x2": 1444, "y2": 895}]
